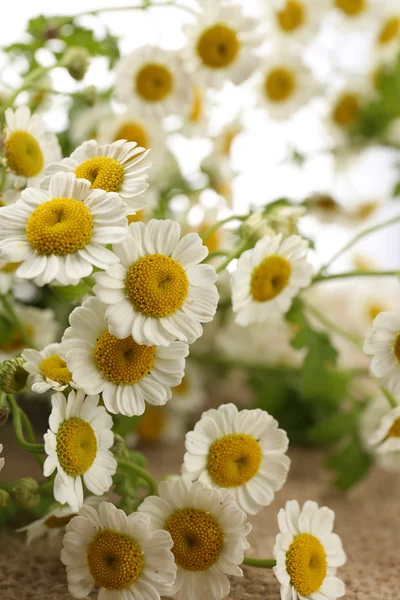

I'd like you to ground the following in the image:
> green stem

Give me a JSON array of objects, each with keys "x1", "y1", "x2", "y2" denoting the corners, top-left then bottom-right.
[
  {"x1": 201, "y1": 215, "x2": 246, "y2": 243},
  {"x1": 381, "y1": 387, "x2": 399, "y2": 409},
  {"x1": 0, "y1": 295, "x2": 37, "y2": 349},
  {"x1": 20, "y1": 409, "x2": 44, "y2": 467},
  {"x1": 116, "y1": 457, "x2": 158, "y2": 497},
  {"x1": 243, "y1": 557, "x2": 276, "y2": 569},
  {"x1": 1, "y1": 64, "x2": 58, "y2": 114},
  {"x1": 304, "y1": 301, "x2": 363, "y2": 349},
  {"x1": 319, "y1": 215, "x2": 400, "y2": 275},
  {"x1": 39, "y1": 479, "x2": 55, "y2": 494},
  {"x1": 216, "y1": 239, "x2": 249, "y2": 274},
  {"x1": 313, "y1": 270, "x2": 400, "y2": 284},
  {"x1": 7, "y1": 394, "x2": 45, "y2": 454},
  {"x1": 75, "y1": 0, "x2": 197, "y2": 18},
  {"x1": 206, "y1": 249, "x2": 231, "y2": 260}
]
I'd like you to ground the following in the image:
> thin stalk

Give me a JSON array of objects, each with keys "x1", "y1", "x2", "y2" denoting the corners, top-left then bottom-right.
[
  {"x1": 2, "y1": 64, "x2": 58, "y2": 113},
  {"x1": 75, "y1": 1, "x2": 197, "y2": 18},
  {"x1": 319, "y1": 215, "x2": 400, "y2": 275},
  {"x1": 201, "y1": 215, "x2": 246, "y2": 243},
  {"x1": 381, "y1": 387, "x2": 399, "y2": 409},
  {"x1": 20, "y1": 409, "x2": 44, "y2": 467},
  {"x1": 7, "y1": 394, "x2": 45, "y2": 454},
  {"x1": 117, "y1": 457, "x2": 158, "y2": 497},
  {"x1": 216, "y1": 239, "x2": 249, "y2": 274},
  {"x1": 304, "y1": 301, "x2": 363, "y2": 349},
  {"x1": 243, "y1": 557, "x2": 276, "y2": 569},
  {"x1": 313, "y1": 270, "x2": 399, "y2": 284},
  {"x1": 0, "y1": 295, "x2": 37, "y2": 349},
  {"x1": 206, "y1": 249, "x2": 231, "y2": 260}
]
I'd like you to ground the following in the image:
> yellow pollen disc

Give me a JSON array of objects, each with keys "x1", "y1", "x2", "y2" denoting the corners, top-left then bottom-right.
[
  {"x1": 393, "y1": 332, "x2": 400, "y2": 364},
  {"x1": 94, "y1": 331, "x2": 156, "y2": 385},
  {"x1": 127, "y1": 210, "x2": 145, "y2": 224},
  {"x1": 87, "y1": 529, "x2": 143, "y2": 590},
  {"x1": 335, "y1": 0, "x2": 365, "y2": 16},
  {"x1": 1, "y1": 325, "x2": 34, "y2": 352},
  {"x1": 0, "y1": 261, "x2": 21, "y2": 273},
  {"x1": 388, "y1": 417, "x2": 400, "y2": 438},
  {"x1": 165, "y1": 509, "x2": 224, "y2": 571},
  {"x1": 39, "y1": 354, "x2": 72, "y2": 385},
  {"x1": 44, "y1": 513, "x2": 76, "y2": 529},
  {"x1": 26, "y1": 197, "x2": 93, "y2": 256},
  {"x1": 286, "y1": 533, "x2": 327, "y2": 596},
  {"x1": 173, "y1": 374, "x2": 189, "y2": 396},
  {"x1": 137, "y1": 406, "x2": 167, "y2": 442},
  {"x1": 367, "y1": 303, "x2": 384, "y2": 322},
  {"x1": 135, "y1": 63, "x2": 173, "y2": 102},
  {"x1": 332, "y1": 93, "x2": 359, "y2": 128},
  {"x1": 56, "y1": 417, "x2": 97, "y2": 477},
  {"x1": 126, "y1": 254, "x2": 189, "y2": 318},
  {"x1": 207, "y1": 433, "x2": 262, "y2": 487},
  {"x1": 75, "y1": 156, "x2": 125, "y2": 193},
  {"x1": 190, "y1": 87, "x2": 203, "y2": 123},
  {"x1": 114, "y1": 122, "x2": 149, "y2": 149},
  {"x1": 277, "y1": 0, "x2": 305, "y2": 32},
  {"x1": 265, "y1": 68, "x2": 296, "y2": 102},
  {"x1": 196, "y1": 24, "x2": 240, "y2": 69},
  {"x1": 4, "y1": 130, "x2": 44, "y2": 178},
  {"x1": 251, "y1": 255, "x2": 291, "y2": 303},
  {"x1": 378, "y1": 17, "x2": 400, "y2": 44}
]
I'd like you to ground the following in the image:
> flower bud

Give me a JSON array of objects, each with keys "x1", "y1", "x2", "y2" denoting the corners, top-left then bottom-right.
[
  {"x1": 62, "y1": 47, "x2": 90, "y2": 81},
  {"x1": 12, "y1": 477, "x2": 40, "y2": 509},
  {"x1": 81, "y1": 85, "x2": 97, "y2": 107},
  {"x1": 0, "y1": 489, "x2": 10, "y2": 507},
  {"x1": 0, "y1": 357, "x2": 28, "y2": 393},
  {"x1": 111, "y1": 434, "x2": 129, "y2": 458}
]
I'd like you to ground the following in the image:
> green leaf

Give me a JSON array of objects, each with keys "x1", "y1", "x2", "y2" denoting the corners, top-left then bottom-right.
[
  {"x1": 325, "y1": 435, "x2": 372, "y2": 490},
  {"x1": 393, "y1": 181, "x2": 400, "y2": 197},
  {"x1": 307, "y1": 408, "x2": 359, "y2": 445},
  {"x1": 113, "y1": 415, "x2": 139, "y2": 438},
  {"x1": 0, "y1": 315, "x2": 15, "y2": 346},
  {"x1": 50, "y1": 281, "x2": 91, "y2": 301}
]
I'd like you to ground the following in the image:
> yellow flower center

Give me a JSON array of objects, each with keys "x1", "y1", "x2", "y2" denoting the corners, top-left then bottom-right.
[
  {"x1": 277, "y1": 0, "x2": 305, "y2": 32},
  {"x1": 1, "y1": 325, "x2": 34, "y2": 352},
  {"x1": 332, "y1": 93, "x2": 360, "y2": 128},
  {"x1": 335, "y1": 0, "x2": 366, "y2": 16},
  {"x1": 388, "y1": 417, "x2": 400, "y2": 438},
  {"x1": 286, "y1": 533, "x2": 327, "y2": 596},
  {"x1": 4, "y1": 130, "x2": 44, "y2": 178},
  {"x1": 26, "y1": 197, "x2": 93, "y2": 256},
  {"x1": 114, "y1": 122, "x2": 150, "y2": 149},
  {"x1": 56, "y1": 417, "x2": 97, "y2": 477},
  {"x1": 94, "y1": 331, "x2": 156, "y2": 385},
  {"x1": 251, "y1": 255, "x2": 292, "y2": 302},
  {"x1": 135, "y1": 63, "x2": 173, "y2": 102},
  {"x1": 189, "y1": 87, "x2": 203, "y2": 123},
  {"x1": 207, "y1": 433, "x2": 262, "y2": 487},
  {"x1": 165, "y1": 508, "x2": 224, "y2": 571},
  {"x1": 393, "y1": 332, "x2": 400, "y2": 364},
  {"x1": 0, "y1": 262, "x2": 21, "y2": 273},
  {"x1": 221, "y1": 128, "x2": 239, "y2": 157},
  {"x1": 198, "y1": 222, "x2": 220, "y2": 254},
  {"x1": 367, "y1": 303, "x2": 383, "y2": 322},
  {"x1": 44, "y1": 513, "x2": 76, "y2": 529},
  {"x1": 127, "y1": 210, "x2": 145, "y2": 224},
  {"x1": 39, "y1": 354, "x2": 72, "y2": 385},
  {"x1": 75, "y1": 156, "x2": 125, "y2": 193},
  {"x1": 265, "y1": 68, "x2": 296, "y2": 102},
  {"x1": 137, "y1": 406, "x2": 167, "y2": 442},
  {"x1": 196, "y1": 24, "x2": 240, "y2": 69},
  {"x1": 87, "y1": 529, "x2": 143, "y2": 590},
  {"x1": 173, "y1": 374, "x2": 189, "y2": 396},
  {"x1": 126, "y1": 254, "x2": 189, "y2": 318},
  {"x1": 378, "y1": 17, "x2": 400, "y2": 44}
]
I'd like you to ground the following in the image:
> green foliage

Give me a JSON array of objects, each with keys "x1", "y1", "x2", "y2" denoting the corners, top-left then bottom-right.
[
  {"x1": 113, "y1": 451, "x2": 148, "y2": 512},
  {"x1": 325, "y1": 434, "x2": 372, "y2": 490},
  {"x1": 0, "y1": 315, "x2": 15, "y2": 346},
  {"x1": 113, "y1": 415, "x2": 139, "y2": 438},
  {"x1": 51, "y1": 281, "x2": 91, "y2": 301}
]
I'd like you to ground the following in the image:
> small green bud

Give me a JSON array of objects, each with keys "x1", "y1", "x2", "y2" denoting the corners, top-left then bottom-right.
[
  {"x1": 0, "y1": 357, "x2": 28, "y2": 393},
  {"x1": 12, "y1": 477, "x2": 40, "y2": 509},
  {"x1": 112, "y1": 434, "x2": 129, "y2": 458},
  {"x1": 81, "y1": 85, "x2": 97, "y2": 107},
  {"x1": 0, "y1": 489, "x2": 10, "y2": 507},
  {"x1": 62, "y1": 47, "x2": 90, "y2": 81}
]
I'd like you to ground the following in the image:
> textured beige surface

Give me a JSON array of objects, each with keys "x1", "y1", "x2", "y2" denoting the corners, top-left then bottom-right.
[{"x1": 0, "y1": 437, "x2": 398, "y2": 600}]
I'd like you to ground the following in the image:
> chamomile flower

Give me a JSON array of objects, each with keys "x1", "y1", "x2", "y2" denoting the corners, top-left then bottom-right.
[
  {"x1": 170, "y1": 363, "x2": 205, "y2": 414},
  {"x1": 3, "y1": 106, "x2": 61, "y2": 189},
  {"x1": 133, "y1": 405, "x2": 187, "y2": 445},
  {"x1": 232, "y1": 233, "x2": 313, "y2": 327},
  {"x1": 0, "y1": 259, "x2": 21, "y2": 295},
  {"x1": 93, "y1": 220, "x2": 219, "y2": 347},
  {"x1": 61, "y1": 501, "x2": 176, "y2": 600},
  {"x1": 17, "y1": 496, "x2": 102, "y2": 546},
  {"x1": 44, "y1": 389, "x2": 117, "y2": 512},
  {"x1": 325, "y1": 82, "x2": 370, "y2": 145},
  {"x1": 196, "y1": 207, "x2": 237, "y2": 259},
  {"x1": 22, "y1": 342, "x2": 77, "y2": 394},
  {"x1": 349, "y1": 278, "x2": 400, "y2": 337},
  {"x1": 0, "y1": 444, "x2": 4, "y2": 472},
  {"x1": 61, "y1": 297, "x2": 189, "y2": 416},
  {"x1": 116, "y1": 46, "x2": 192, "y2": 119},
  {"x1": 0, "y1": 305, "x2": 57, "y2": 361},
  {"x1": 182, "y1": 403, "x2": 290, "y2": 515},
  {"x1": 138, "y1": 477, "x2": 251, "y2": 600},
  {"x1": 0, "y1": 172, "x2": 128, "y2": 286},
  {"x1": 374, "y1": 5, "x2": 400, "y2": 61},
  {"x1": 266, "y1": 0, "x2": 329, "y2": 44},
  {"x1": 363, "y1": 306, "x2": 400, "y2": 395},
  {"x1": 257, "y1": 49, "x2": 317, "y2": 119},
  {"x1": 42, "y1": 140, "x2": 150, "y2": 212},
  {"x1": 360, "y1": 396, "x2": 400, "y2": 472},
  {"x1": 332, "y1": 0, "x2": 378, "y2": 25},
  {"x1": 274, "y1": 500, "x2": 346, "y2": 600},
  {"x1": 182, "y1": 86, "x2": 210, "y2": 138},
  {"x1": 183, "y1": 1, "x2": 260, "y2": 89},
  {"x1": 370, "y1": 404, "x2": 400, "y2": 460}
]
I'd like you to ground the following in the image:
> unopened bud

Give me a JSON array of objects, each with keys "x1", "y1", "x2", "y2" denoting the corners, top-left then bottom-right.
[
  {"x1": 12, "y1": 477, "x2": 40, "y2": 509},
  {"x1": 112, "y1": 434, "x2": 129, "y2": 458},
  {"x1": 0, "y1": 357, "x2": 28, "y2": 393},
  {"x1": 62, "y1": 47, "x2": 90, "y2": 81},
  {"x1": 81, "y1": 85, "x2": 97, "y2": 107}
]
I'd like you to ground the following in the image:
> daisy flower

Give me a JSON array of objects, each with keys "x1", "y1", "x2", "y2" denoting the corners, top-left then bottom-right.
[
  {"x1": 132, "y1": 405, "x2": 187, "y2": 445},
  {"x1": 61, "y1": 297, "x2": 189, "y2": 416},
  {"x1": 182, "y1": 86, "x2": 210, "y2": 138},
  {"x1": 370, "y1": 404, "x2": 400, "y2": 463},
  {"x1": 274, "y1": 500, "x2": 346, "y2": 600},
  {"x1": 42, "y1": 140, "x2": 150, "y2": 213},
  {"x1": 348, "y1": 278, "x2": 400, "y2": 338},
  {"x1": 183, "y1": 1, "x2": 260, "y2": 89},
  {"x1": 182, "y1": 403, "x2": 290, "y2": 515},
  {"x1": 93, "y1": 220, "x2": 219, "y2": 347},
  {"x1": 22, "y1": 342, "x2": 77, "y2": 394},
  {"x1": 232, "y1": 233, "x2": 313, "y2": 327},
  {"x1": 0, "y1": 172, "x2": 128, "y2": 287},
  {"x1": 138, "y1": 477, "x2": 251, "y2": 600},
  {"x1": 2, "y1": 106, "x2": 61, "y2": 189},
  {"x1": 266, "y1": 0, "x2": 329, "y2": 44},
  {"x1": 363, "y1": 306, "x2": 400, "y2": 395},
  {"x1": 169, "y1": 363, "x2": 205, "y2": 414},
  {"x1": 332, "y1": 0, "x2": 379, "y2": 25},
  {"x1": 257, "y1": 48, "x2": 317, "y2": 120},
  {"x1": 116, "y1": 46, "x2": 192, "y2": 119},
  {"x1": 360, "y1": 396, "x2": 400, "y2": 472},
  {"x1": 44, "y1": 389, "x2": 117, "y2": 511},
  {"x1": 0, "y1": 304, "x2": 57, "y2": 361},
  {"x1": 326, "y1": 85, "x2": 363, "y2": 142},
  {"x1": 374, "y1": 5, "x2": 400, "y2": 61},
  {"x1": 0, "y1": 444, "x2": 4, "y2": 472},
  {"x1": 17, "y1": 496, "x2": 102, "y2": 546},
  {"x1": 61, "y1": 501, "x2": 176, "y2": 600},
  {"x1": 0, "y1": 259, "x2": 21, "y2": 295}
]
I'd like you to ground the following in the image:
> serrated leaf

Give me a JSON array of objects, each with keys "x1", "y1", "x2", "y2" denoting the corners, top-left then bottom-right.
[{"x1": 325, "y1": 435, "x2": 372, "y2": 490}]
